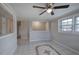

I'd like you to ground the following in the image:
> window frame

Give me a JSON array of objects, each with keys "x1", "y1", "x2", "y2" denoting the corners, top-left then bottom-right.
[
  {"x1": 58, "y1": 14, "x2": 79, "y2": 34},
  {"x1": 61, "y1": 19, "x2": 73, "y2": 32},
  {"x1": 74, "y1": 16, "x2": 79, "y2": 32},
  {"x1": 58, "y1": 16, "x2": 74, "y2": 33}
]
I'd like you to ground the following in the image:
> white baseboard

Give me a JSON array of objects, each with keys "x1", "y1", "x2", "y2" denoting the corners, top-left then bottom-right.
[{"x1": 53, "y1": 40, "x2": 79, "y2": 54}]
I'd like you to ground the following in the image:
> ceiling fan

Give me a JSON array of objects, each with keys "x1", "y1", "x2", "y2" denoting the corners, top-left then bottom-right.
[{"x1": 33, "y1": 3, "x2": 70, "y2": 15}]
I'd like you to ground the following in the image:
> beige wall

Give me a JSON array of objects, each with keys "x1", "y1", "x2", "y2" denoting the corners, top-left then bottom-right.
[
  {"x1": 7, "y1": 16, "x2": 13, "y2": 33},
  {"x1": 32, "y1": 22, "x2": 48, "y2": 31}
]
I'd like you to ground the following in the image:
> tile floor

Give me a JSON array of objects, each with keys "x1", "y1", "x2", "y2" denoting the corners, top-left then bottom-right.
[{"x1": 13, "y1": 40, "x2": 78, "y2": 55}]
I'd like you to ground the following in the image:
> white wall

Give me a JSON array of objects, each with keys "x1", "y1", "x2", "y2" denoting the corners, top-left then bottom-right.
[
  {"x1": 0, "y1": 34, "x2": 17, "y2": 54},
  {"x1": 51, "y1": 12, "x2": 79, "y2": 52},
  {"x1": 30, "y1": 21, "x2": 51, "y2": 42},
  {"x1": 0, "y1": 18, "x2": 2, "y2": 34},
  {"x1": 30, "y1": 31, "x2": 50, "y2": 41},
  {"x1": 0, "y1": 4, "x2": 17, "y2": 55}
]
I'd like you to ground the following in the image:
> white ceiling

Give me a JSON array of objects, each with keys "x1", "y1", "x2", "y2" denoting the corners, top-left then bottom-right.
[{"x1": 9, "y1": 3, "x2": 79, "y2": 21}]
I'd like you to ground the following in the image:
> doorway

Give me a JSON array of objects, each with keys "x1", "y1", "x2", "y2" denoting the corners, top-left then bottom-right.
[{"x1": 17, "y1": 20, "x2": 29, "y2": 45}]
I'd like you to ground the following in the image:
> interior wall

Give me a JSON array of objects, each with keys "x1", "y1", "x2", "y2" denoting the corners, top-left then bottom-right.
[
  {"x1": 0, "y1": 4, "x2": 17, "y2": 55},
  {"x1": 2, "y1": 16, "x2": 7, "y2": 34},
  {"x1": 32, "y1": 22, "x2": 47, "y2": 31},
  {"x1": 0, "y1": 34, "x2": 17, "y2": 54},
  {"x1": 51, "y1": 13, "x2": 79, "y2": 52},
  {"x1": 30, "y1": 21, "x2": 51, "y2": 42}
]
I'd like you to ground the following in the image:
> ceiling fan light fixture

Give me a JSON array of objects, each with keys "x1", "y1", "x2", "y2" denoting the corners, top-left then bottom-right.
[{"x1": 47, "y1": 9, "x2": 52, "y2": 13}]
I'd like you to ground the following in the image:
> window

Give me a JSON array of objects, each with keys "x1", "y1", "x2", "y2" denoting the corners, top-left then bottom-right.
[
  {"x1": 75, "y1": 17, "x2": 79, "y2": 32},
  {"x1": 59, "y1": 15, "x2": 79, "y2": 33},
  {"x1": 60, "y1": 18, "x2": 73, "y2": 32}
]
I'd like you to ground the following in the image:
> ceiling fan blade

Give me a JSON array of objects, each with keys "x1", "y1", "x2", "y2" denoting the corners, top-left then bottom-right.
[
  {"x1": 33, "y1": 6, "x2": 46, "y2": 9},
  {"x1": 51, "y1": 11, "x2": 54, "y2": 15},
  {"x1": 39, "y1": 10, "x2": 47, "y2": 15},
  {"x1": 53, "y1": 5, "x2": 69, "y2": 9}
]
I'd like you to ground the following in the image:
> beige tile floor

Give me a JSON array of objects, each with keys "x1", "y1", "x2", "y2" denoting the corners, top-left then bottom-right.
[{"x1": 13, "y1": 40, "x2": 78, "y2": 55}]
